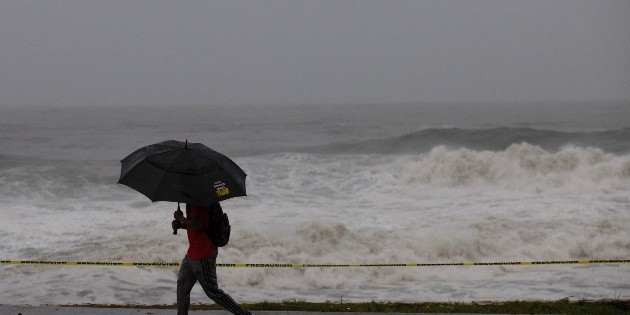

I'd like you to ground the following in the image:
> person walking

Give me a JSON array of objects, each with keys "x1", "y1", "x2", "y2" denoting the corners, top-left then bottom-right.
[{"x1": 172, "y1": 203, "x2": 251, "y2": 315}]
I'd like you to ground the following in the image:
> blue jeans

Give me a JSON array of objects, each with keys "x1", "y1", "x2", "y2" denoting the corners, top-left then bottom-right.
[{"x1": 177, "y1": 255, "x2": 251, "y2": 315}]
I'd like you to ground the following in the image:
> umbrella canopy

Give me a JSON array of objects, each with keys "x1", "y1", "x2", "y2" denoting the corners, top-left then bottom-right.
[{"x1": 118, "y1": 140, "x2": 246, "y2": 206}]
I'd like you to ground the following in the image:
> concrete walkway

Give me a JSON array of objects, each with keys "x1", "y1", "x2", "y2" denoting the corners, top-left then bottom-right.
[{"x1": 0, "y1": 305, "x2": 478, "y2": 315}]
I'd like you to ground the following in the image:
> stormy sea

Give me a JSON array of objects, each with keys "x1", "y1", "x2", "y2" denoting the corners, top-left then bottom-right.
[{"x1": 1, "y1": 102, "x2": 628, "y2": 305}]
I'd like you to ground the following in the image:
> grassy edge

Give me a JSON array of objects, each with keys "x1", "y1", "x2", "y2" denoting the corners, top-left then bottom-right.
[{"x1": 54, "y1": 299, "x2": 630, "y2": 314}]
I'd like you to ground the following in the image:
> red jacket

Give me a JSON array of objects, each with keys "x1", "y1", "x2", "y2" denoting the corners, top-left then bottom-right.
[{"x1": 186, "y1": 204, "x2": 218, "y2": 259}]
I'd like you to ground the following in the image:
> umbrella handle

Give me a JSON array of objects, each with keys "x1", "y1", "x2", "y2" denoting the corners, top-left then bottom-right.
[{"x1": 173, "y1": 203, "x2": 182, "y2": 235}]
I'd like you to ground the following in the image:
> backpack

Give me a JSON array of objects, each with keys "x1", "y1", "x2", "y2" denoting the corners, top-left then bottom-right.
[{"x1": 205, "y1": 203, "x2": 230, "y2": 247}]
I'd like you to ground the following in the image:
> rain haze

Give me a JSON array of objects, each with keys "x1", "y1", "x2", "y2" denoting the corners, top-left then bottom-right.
[
  {"x1": 1, "y1": 0, "x2": 630, "y2": 307},
  {"x1": 0, "y1": 0, "x2": 629, "y2": 108}
]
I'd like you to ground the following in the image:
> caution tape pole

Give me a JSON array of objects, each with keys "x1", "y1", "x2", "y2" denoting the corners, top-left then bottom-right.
[{"x1": 1, "y1": 259, "x2": 629, "y2": 268}]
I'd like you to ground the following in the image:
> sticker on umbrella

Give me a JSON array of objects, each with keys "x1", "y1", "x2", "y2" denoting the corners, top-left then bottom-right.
[{"x1": 214, "y1": 181, "x2": 230, "y2": 197}]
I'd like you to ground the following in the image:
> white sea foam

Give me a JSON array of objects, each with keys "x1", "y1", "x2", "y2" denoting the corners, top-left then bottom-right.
[{"x1": 3, "y1": 148, "x2": 628, "y2": 304}]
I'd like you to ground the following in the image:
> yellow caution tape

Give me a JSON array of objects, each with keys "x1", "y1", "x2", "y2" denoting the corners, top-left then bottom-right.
[
  {"x1": 1, "y1": 259, "x2": 629, "y2": 268},
  {"x1": 0, "y1": 260, "x2": 180, "y2": 267}
]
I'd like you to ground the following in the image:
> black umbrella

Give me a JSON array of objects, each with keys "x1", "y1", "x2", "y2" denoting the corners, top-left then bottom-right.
[{"x1": 118, "y1": 140, "x2": 246, "y2": 206}]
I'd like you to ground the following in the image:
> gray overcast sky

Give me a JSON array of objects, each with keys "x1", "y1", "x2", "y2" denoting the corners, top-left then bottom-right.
[{"x1": 1, "y1": 1, "x2": 628, "y2": 107}]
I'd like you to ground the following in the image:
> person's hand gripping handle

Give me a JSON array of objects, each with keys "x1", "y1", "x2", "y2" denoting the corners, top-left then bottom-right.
[{"x1": 173, "y1": 203, "x2": 184, "y2": 235}]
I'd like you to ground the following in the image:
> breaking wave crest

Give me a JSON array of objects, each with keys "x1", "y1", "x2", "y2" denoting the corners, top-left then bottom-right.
[
  {"x1": 0, "y1": 156, "x2": 122, "y2": 201},
  {"x1": 316, "y1": 127, "x2": 630, "y2": 155},
  {"x1": 400, "y1": 143, "x2": 630, "y2": 193}
]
